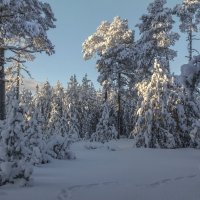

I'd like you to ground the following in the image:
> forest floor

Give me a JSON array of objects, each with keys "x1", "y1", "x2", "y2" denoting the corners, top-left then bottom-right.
[{"x1": 0, "y1": 139, "x2": 200, "y2": 200}]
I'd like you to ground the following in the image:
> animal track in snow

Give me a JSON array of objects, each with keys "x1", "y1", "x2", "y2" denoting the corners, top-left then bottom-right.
[
  {"x1": 57, "y1": 181, "x2": 118, "y2": 200},
  {"x1": 146, "y1": 174, "x2": 199, "y2": 189}
]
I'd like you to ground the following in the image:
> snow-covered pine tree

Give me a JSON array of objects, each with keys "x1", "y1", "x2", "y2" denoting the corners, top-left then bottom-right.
[
  {"x1": 46, "y1": 81, "x2": 74, "y2": 160},
  {"x1": 35, "y1": 81, "x2": 53, "y2": 136},
  {"x1": 66, "y1": 75, "x2": 81, "y2": 138},
  {"x1": 91, "y1": 102, "x2": 117, "y2": 143},
  {"x1": 48, "y1": 81, "x2": 68, "y2": 137},
  {"x1": 0, "y1": 0, "x2": 56, "y2": 120},
  {"x1": 20, "y1": 88, "x2": 33, "y2": 116},
  {"x1": 190, "y1": 119, "x2": 200, "y2": 148},
  {"x1": 132, "y1": 60, "x2": 191, "y2": 148},
  {"x1": 0, "y1": 89, "x2": 32, "y2": 186},
  {"x1": 136, "y1": 0, "x2": 179, "y2": 77},
  {"x1": 79, "y1": 74, "x2": 99, "y2": 138},
  {"x1": 83, "y1": 16, "x2": 135, "y2": 137},
  {"x1": 174, "y1": 0, "x2": 200, "y2": 61},
  {"x1": 25, "y1": 106, "x2": 50, "y2": 165},
  {"x1": 5, "y1": 51, "x2": 34, "y2": 100},
  {"x1": 122, "y1": 96, "x2": 136, "y2": 137},
  {"x1": 180, "y1": 55, "x2": 200, "y2": 147},
  {"x1": 67, "y1": 103, "x2": 80, "y2": 140},
  {"x1": 181, "y1": 54, "x2": 200, "y2": 95}
]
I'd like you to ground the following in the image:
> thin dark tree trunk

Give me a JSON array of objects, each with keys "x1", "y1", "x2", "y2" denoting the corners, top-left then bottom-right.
[
  {"x1": 0, "y1": 48, "x2": 5, "y2": 120},
  {"x1": 104, "y1": 88, "x2": 108, "y2": 102},
  {"x1": 16, "y1": 54, "x2": 20, "y2": 100},
  {"x1": 188, "y1": 28, "x2": 192, "y2": 61},
  {"x1": 117, "y1": 72, "x2": 122, "y2": 139}
]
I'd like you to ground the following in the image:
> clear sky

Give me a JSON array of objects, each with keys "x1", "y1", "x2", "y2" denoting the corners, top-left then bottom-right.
[{"x1": 26, "y1": 0, "x2": 198, "y2": 88}]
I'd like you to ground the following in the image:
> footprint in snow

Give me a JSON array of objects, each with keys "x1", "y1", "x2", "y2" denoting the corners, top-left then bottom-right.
[
  {"x1": 174, "y1": 176, "x2": 184, "y2": 181},
  {"x1": 57, "y1": 189, "x2": 72, "y2": 200}
]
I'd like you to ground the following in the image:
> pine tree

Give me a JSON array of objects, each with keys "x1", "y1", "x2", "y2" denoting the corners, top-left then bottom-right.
[
  {"x1": 5, "y1": 51, "x2": 33, "y2": 100},
  {"x1": 136, "y1": 0, "x2": 179, "y2": 77},
  {"x1": 174, "y1": 0, "x2": 200, "y2": 61},
  {"x1": 83, "y1": 16, "x2": 135, "y2": 137},
  {"x1": 0, "y1": 0, "x2": 56, "y2": 119}
]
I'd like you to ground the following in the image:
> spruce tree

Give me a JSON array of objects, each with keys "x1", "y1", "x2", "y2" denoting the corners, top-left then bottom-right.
[
  {"x1": 91, "y1": 102, "x2": 117, "y2": 143},
  {"x1": 132, "y1": 60, "x2": 191, "y2": 148},
  {"x1": 0, "y1": 89, "x2": 32, "y2": 186}
]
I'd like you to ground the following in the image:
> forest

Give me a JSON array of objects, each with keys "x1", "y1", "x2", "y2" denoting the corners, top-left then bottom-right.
[{"x1": 0, "y1": 0, "x2": 200, "y2": 193}]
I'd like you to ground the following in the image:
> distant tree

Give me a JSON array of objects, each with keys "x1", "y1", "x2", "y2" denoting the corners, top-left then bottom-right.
[
  {"x1": 0, "y1": 0, "x2": 56, "y2": 120},
  {"x1": 136, "y1": 0, "x2": 179, "y2": 77},
  {"x1": 35, "y1": 81, "x2": 53, "y2": 135},
  {"x1": 67, "y1": 103, "x2": 80, "y2": 140},
  {"x1": 174, "y1": 0, "x2": 200, "y2": 61},
  {"x1": 66, "y1": 75, "x2": 80, "y2": 105},
  {"x1": 91, "y1": 102, "x2": 117, "y2": 143},
  {"x1": 48, "y1": 81, "x2": 68, "y2": 137},
  {"x1": 19, "y1": 88, "x2": 33, "y2": 114},
  {"x1": 25, "y1": 105, "x2": 50, "y2": 165},
  {"x1": 66, "y1": 75, "x2": 81, "y2": 138},
  {"x1": 79, "y1": 74, "x2": 99, "y2": 138}
]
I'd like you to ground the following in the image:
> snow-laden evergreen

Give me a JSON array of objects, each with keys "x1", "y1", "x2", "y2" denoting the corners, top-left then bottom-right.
[
  {"x1": 79, "y1": 74, "x2": 99, "y2": 138},
  {"x1": 67, "y1": 103, "x2": 80, "y2": 140},
  {"x1": 46, "y1": 134, "x2": 75, "y2": 160},
  {"x1": 174, "y1": 0, "x2": 200, "y2": 60},
  {"x1": 48, "y1": 81, "x2": 68, "y2": 137},
  {"x1": 0, "y1": 0, "x2": 56, "y2": 120},
  {"x1": 35, "y1": 81, "x2": 53, "y2": 136},
  {"x1": 83, "y1": 16, "x2": 135, "y2": 137},
  {"x1": 25, "y1": 105, "x2": 50, "y2": 165},
  {"x1": 181, "y1": 55, "x2": 200, "y2": 95},
  {"x1": 0, "y1": 0, "x2": 55, "y2": 54},
  {"x1": 91, "y1": 102, "x2": 117, "y2": 143},
  {"x1": 132, "y1": 60, "x2": 191, "y2": 148},
  {"x1": 0, "y1": 90, "x2": 32, "y2": 186},
  {"x1": 136, "y1": 0, "x2": 179, "y2": 76},
  {"x1": 190, "y1": 119, "x2": 200, "y2": 148}
]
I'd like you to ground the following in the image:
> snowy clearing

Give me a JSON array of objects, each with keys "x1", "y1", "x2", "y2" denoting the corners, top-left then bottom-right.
[{"x1": 0, "y1": 139, "x2": 200, "y2": 200}]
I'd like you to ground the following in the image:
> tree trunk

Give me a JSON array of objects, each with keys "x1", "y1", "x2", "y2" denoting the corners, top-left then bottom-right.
[
  {"x1": 16, "y1": 55, "x2": 20, "y2": 100},
  {"x1": 188, "y1": 28, "x2": 192, "y2": 61},
  {"x1": 104, "y1": 88, "x2": 108, "y2": 102},
  {"x1": 117, "y1": 73, "x2": 122, "y2": 139},
  {"x1": 0, "y1": 48, "x2": 5, "y2": 120}
]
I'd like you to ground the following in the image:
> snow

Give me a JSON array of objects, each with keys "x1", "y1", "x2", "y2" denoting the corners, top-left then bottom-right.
[{"x1": 0, "y1": 139, "x2": 200, "y2": 200}]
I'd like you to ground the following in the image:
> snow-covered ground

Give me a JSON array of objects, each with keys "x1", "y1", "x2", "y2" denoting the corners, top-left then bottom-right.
[{"x1": 0, "y1": 139, "x2": 200, "y2": 200}]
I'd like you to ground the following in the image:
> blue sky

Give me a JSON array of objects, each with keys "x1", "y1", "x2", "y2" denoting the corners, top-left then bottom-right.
[{"x1": 27, "y1": 0, "x2": 195, "y2": 88}]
